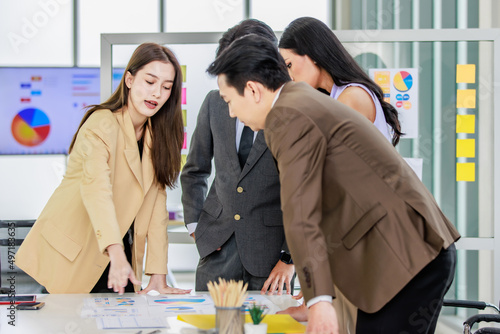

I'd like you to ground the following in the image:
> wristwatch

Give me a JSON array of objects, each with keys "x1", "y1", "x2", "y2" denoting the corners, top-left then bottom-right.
[{"x1": 279, "y1": 252, "x2": 293, "y2": 265}]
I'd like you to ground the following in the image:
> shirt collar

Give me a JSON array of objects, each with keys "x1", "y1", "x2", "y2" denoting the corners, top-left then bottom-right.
[{"x1": 271, "y1": 84, "x2": 285, "y2": 108}]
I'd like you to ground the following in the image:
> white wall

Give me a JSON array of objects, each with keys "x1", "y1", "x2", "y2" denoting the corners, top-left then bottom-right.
[{"x1": 0, "y1": 155, "x2": 65, "y2": 219}]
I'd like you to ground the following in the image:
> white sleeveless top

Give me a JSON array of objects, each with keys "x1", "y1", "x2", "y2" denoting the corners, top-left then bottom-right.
[{"x1": 330, "y1": 83, "x2": 392, "y2": 143}]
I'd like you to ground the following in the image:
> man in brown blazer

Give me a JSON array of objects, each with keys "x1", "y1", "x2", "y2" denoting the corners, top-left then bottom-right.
[{"x1": 207, "y1": 34, "x2": 460, "y2": 333}]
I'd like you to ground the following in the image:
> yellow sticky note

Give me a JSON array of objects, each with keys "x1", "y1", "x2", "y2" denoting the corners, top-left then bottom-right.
[
  {"x1": 456, "y1": 115, "x2": 475, "y2": 133},
  {"x1": 456, "y1": 64, "x2": 475, "y2": 83},
  {"x1": 177, "y1": 314, "x2": 213, "y2": 330},
  {"x1": 456, "y1": 89, "x2": 476, "y2": 109},
  {"x1": 182, "y1": 109, "x2": 187, "y2": 127},
  {"x1": 262, "y1": 314, "x2": 306, "y2": 333},
  {"x1": 374, "y1": 71, "x2": 391, "y2": 87},
  {"x1": 181, "y1": 154, "x2": 187, "y2": 169},
  {"x1": 456, "y1": 163, "x2": 475, "y2": 182},
  {"x1": 456, "y1": 139, "x2": 475, "y2": 158},
  {"x1": 181, "y1": 65, "x2": 187, "y2": 82},
  {"x1": 177, "y1": 314, "x2": 306, "y2": 333}
]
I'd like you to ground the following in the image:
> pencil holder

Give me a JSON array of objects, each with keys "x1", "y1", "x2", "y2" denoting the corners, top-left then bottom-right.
[{"x1": 215, "y1": 306, "x2": 245, "y2": 334}]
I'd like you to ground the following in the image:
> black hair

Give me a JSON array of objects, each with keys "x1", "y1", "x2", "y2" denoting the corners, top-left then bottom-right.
[
  {"x1": 207, "y1": 34, "x2": 291, "y2": 95},
  {"x1": 279, "y1": 17, "x2": 403, "y2": 145},
  {"x1": 217, "y1": 18, "x2": 277, "y2": 57}
]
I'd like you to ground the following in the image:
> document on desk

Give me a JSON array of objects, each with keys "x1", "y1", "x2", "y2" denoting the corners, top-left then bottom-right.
[
  {"x1": 146, "y1": 294, "x2": 279, "y2": 317},
  {"x1": 81, "y1": 296, "x2": 150, "y2": 317},
  {"x1": 81, "y1": 296, "x2": 169, "y2": 329},
  {"x1": 96, "y1": 316, "x2": 169, "y2": 329},
  {"x1": 147, "y1": 294, "x2": 215, "y2": 317},
  {"x1": 146, "y1": 294, "x2": 212, "y2": 306},
  {"x1": 243, "y1": 294, "x2": 277, "y2": 313},
  {"x1": 85, "y1": 296, "x2": 148, "y2": 308}
]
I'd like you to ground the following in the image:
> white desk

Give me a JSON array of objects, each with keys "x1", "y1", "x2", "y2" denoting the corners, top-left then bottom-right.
[{"x1": 0, "y1": 292, "x2": 300, "y2": 334}]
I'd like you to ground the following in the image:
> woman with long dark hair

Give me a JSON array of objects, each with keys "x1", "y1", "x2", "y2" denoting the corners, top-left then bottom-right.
[
  {"x1": 279, "y1": 16, "x2": 403, "y2": 146},
  {"x1": 16, "y1": 43, "x2": 190, "y2": 295}
]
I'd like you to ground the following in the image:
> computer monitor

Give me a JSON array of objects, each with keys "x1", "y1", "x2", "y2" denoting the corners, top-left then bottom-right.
[{"x1": 0, "y1": 67, "x2": 123, "y2": 155}]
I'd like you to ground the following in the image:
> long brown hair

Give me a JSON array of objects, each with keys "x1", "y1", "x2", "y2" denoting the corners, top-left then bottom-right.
[{"x1": 69, "y1": 42, "x2": 184, "y2": 189}]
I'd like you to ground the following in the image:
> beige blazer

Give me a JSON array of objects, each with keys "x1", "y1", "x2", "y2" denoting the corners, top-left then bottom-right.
[
  {"x1": 15, "y1": 109, "x2": 169, "y2": 293},
  {"x1": 265, "y1": 82, "x2": 460, "y2": 313}
]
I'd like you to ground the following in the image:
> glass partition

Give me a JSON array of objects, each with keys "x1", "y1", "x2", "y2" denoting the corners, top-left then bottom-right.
[{"x1": 100, "y1": 28, "x2": 500, "y2": 321}]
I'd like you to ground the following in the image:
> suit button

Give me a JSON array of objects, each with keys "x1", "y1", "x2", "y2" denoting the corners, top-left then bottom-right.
[
  {"x1": 96, "y1": 230, "x2": 102, "y2": 239},
  {"x1": 234, "y1": 214, "x2": 241, "y2": 221},
  {"x1": 237, "y1": 187, "x2": 243, "y2": 193}
]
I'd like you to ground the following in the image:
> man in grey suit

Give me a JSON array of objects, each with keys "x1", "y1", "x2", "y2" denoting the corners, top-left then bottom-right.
[
  {"x1": 181, "y1": 20, "x2": 295, "y2": 294},
  {"x1": 207, "y1": 34, "x2": 460, "y2": 334}
]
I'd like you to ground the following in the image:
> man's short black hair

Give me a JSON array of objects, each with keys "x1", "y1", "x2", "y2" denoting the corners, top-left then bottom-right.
[
  {"x1": 207, "y1": 34, "x2": 291, "y2": 96},
  {"x1": 217, "y1": 19, "x2": 277, "y2": 57}
]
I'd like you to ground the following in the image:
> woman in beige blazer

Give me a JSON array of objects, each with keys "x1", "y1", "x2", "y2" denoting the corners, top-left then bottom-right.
[{"x1": 16, "y1": 43, "x2": 191, "y2": 295}]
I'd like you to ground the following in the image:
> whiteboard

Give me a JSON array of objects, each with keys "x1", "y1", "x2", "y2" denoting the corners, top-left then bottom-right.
[{"x1": 165, "y1": 43, "x2": 219, "y2": 215}]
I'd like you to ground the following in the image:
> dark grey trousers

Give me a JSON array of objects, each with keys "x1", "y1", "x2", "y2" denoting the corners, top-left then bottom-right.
[{"x1": 195, "y1": 233, "x2": 294, "y2": 293}]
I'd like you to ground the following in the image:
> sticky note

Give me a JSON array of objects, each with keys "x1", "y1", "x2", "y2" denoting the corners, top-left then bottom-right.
[
  {"x1": 456, "y1": 115, "x2": 475, "y2": 133},
  {"x1": 181, "y1": 154, "x2": 187, "y2": 169},
  {"x1": 456, "y1": 163, "x2": 475, "y2": 182},
  {"x1": 183, "y1": 132, "x2": 187, "y2": 149},
  {"x1": 456, "y1": 139, "x2": 475, "y2": 158},
  {"x1": 182, "y1": 88, "x2": 187, "y2": 105},
  {"x1": 374, "y1": 71, "x2": 390, "y2": 87},
  {"x1": 456, "y1": 64, "x2": 475, "y2": 83},
  {"x1": 181, "y1": 65, "x2": 187, "y2": 82},
  {"x1": 182, "y1": 109, "x2": 187, "y2": 127},
  {"x1": 177, "y1": 314, "x2": 306, "y2": 333},
  {"x1": 456, "y1": 89, "x2": 476, "y2": 108}
]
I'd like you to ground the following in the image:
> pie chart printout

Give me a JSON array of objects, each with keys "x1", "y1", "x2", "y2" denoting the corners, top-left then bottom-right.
[
  {"x1": 11, "y1": 108, "x2": 51, "y2": 147},
  {"x1": 393, "y1": 71, "x2": 413, "y2": 92}
]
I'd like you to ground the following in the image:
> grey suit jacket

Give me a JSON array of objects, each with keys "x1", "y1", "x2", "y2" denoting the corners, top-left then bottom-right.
[
  {"x1": 265, "y1": 82, "x2": 460, "y2": 313},
  {"x1": 181, "y1": 90, "x2": 286, "y2": 277}
]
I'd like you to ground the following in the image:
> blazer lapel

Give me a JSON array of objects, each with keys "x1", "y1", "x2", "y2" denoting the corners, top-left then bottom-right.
[
  {"x1": 224, "y1": 116, "x2": 241, "y2": 175},
  {"x1": 118, "y1": 110, "x2": 144, "y2": 191},
  {"x1": 239, "y1": 130, "x2": 267, "y2": 180}
]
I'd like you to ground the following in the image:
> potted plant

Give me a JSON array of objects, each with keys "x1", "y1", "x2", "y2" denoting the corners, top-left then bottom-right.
[{"x1": 244, "y1": 303, "x2": 267, "y2": 334}]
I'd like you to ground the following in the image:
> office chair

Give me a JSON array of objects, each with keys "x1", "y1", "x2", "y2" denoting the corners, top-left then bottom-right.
[{"x1": 0, "y1": 220, "x2": 35, "y2": 294}]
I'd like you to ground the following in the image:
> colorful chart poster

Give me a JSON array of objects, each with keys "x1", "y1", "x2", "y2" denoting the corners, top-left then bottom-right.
[{"x1": 369, "y1": 68, "x2": 419, "y2": 139}]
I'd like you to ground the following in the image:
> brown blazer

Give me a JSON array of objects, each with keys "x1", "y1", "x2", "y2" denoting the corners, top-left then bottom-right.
[
  {"x1": 264, "y1": 82, "x2": 460, "y2": 313},
  {"x1": 15, "y1": 109, "x2": 169, "y2": 293}
]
